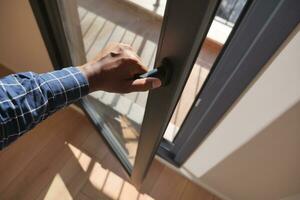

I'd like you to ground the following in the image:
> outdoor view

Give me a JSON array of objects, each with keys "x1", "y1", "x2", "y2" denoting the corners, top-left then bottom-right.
[
  {"x1": 165, "y1": 0, "x2": 247, "y2": 142},
  {"x1": 77, "y1": 0, "x2": 166, "y2": 165}
]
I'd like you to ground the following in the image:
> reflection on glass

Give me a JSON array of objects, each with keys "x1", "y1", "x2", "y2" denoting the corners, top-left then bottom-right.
[
  {"x1": 163, "y1": 0, "x2": 247, "y2": 142},
  {"x1": 76, "y1": 0, "x2": 166, "y2": 164}
]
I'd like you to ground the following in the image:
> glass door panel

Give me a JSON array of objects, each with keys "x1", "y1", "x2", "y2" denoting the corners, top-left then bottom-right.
[
  {"x1": 76, "y1": 0, "x2": 167, "y2": 167},
  {"x1": 31, "y1": 0, "x2": 299, "y2": 189},
  {"x1": 163, "y1": 0, "x2": 248, "y2": 142},
  {"x1": 30, "y1": 0, "x2": 222, "y2": 187}
]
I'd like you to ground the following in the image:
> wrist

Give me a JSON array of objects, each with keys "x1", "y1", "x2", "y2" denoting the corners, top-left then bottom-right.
[
  {"x1": 77, "y1": 63, "x2": 97, "y2": 92},
  {"x1": 77, "y1": 65, "x2": 88, "y2": 79},
  {"x1": 77, "y1": 64, "x2": 95, "y2": 92}
]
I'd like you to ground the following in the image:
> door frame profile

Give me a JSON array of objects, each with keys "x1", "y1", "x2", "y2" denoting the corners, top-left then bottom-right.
[
  {"x1": 30, "y1": 0, "x2": 300, "y2": 189},
  {"x1": 30, "y1": 0, "x2": 135, "y2": 174},
  {"x1": 131, "y1": 0, "x2": 221, "y2": 187},
  {"x1": 29, "y1": 0, "x2": 221, "y2": 188},
  {"x1": 156, "y1": 0, "x2": 300, "y2": 166}
]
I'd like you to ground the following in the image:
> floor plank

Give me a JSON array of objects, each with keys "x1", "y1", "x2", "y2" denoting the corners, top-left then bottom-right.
[
  {"x1": 0, "y1": 104, "x2": 220, "y2": 200},
  {"x1": 0, "y1": 109, "x2": 74, "y2": 192},
  {"x1": 36, "y1": 145, "x2": 93, "y2": 200},
  {"x1": 0, "y1": 108, "x2": 91, "y2": 200},
  {"x1": 81, "y1": 129, "x2": 110, "y2": 162},
  {"x1": 80, "y1": 12, "x2": 97, "y2": 36},
  {"x1": 87, "y1": 21, "x2": 116, "y2": 60},
  {"x1": 179, "y1": 181, "x2": 215, "y2": 200},
  {"x1": 83, "y1": 16, "x2": 106, "y2": 54},
  {"x1": 150, "y1": 166, "x2": 188, "y2": 200},
  {"x1": 77, "y1": 7, "x2": 87, "y2": 20},
  {"x1": 140, "y1": 159, "x2": 165, "y2": 193},
  {"x1": 75, "y1": 192, "x2": 92, "y2": 200}
]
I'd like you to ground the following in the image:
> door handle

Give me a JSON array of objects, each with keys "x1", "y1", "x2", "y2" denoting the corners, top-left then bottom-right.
[{"x1": 134, "y1": 58, "x2": 172, "y2": 87}]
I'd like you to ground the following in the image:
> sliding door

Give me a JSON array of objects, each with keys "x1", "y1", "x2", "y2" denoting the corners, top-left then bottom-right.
[{"x1": 30, "y1": 0, "x2": 241, "y2": 187}]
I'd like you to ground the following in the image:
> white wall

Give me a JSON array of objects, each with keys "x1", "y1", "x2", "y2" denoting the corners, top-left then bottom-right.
[
  {"x1": 0, "y1": 0, "x2": 52, "y2": 73},
  {"x1": 182, "y1": 24, "x2": 300, "y2": 200}
]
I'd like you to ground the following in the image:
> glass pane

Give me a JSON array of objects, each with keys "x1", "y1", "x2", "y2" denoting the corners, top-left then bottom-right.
[
  {"x1": 77, "y1": 0, "x2": 167, "y2": 165},
  {"x1": 163, "y1": 0, "x2": 247, "y2": 142}
]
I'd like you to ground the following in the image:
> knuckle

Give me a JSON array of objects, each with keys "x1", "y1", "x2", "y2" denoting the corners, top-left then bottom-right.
[
  {"x1": 120, "y1": 43, "x2": 132, "y2": 50},
  {"x1": 129, "y1": 57, "x2": 139, "y2": 64},
  {"x1": 119, "y1": 57, "x2": 129, "y2": 64},
  {"x1": 112, "y1": 43, "x2": 124, "y2": 52},
  {"x1": 110, "y1": 51, "x2": 120, "y2": 57}
]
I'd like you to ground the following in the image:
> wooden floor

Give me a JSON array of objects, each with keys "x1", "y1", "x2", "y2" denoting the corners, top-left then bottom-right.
[
  {"x1": 0, "y1": 98, "x2": 219, "y2": 199},
  {"x1": 0, "y1": 0, "x2": 224, "y2": 198},
  {"x1": 0, "y1": 64, "x2": 219, "y2": 199}
]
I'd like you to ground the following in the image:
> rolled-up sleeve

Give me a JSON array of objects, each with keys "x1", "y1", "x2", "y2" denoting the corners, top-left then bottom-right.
[{"x1": 0, "y1": 67, "x2": 89, "y2": 149}]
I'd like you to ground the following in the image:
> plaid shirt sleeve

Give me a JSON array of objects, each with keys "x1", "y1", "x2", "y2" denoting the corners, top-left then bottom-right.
[{"x1": 0, "y1": 67, "x2": 89, "y2": 150}]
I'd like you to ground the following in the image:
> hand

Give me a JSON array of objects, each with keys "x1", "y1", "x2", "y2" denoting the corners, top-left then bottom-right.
[{"x1": 78, "y1": 43, "x2": 161, "y2": 93}]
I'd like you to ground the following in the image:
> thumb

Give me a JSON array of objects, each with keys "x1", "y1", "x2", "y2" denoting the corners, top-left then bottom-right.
[{"x1": 129, "y1": 77, "x2": 162, "y2": 92}]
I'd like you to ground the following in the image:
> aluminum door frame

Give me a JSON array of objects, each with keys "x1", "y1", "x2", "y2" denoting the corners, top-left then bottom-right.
[
  {"x1": 30, "y1": 0, "x2": 221, "y2": 188},
  {"x1": 156, "y1": 0, "x2": 300, "y2": 166}
]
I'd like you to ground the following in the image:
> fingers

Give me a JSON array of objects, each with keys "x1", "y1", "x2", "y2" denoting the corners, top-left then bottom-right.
[
  {"x1": 95, "y1": 43, "x2": 127, "y2": 60},
  {"x1": 119, "y1": 48, "x2": 148, "y2": 76},
  {"x1": 108, "y1": 43, "x2": 148, "y2": 75},
  {"x1": 119, "y1": 43, "x2": 133, "y2": 50},
  {"x1": 128, "y1": 77, "x2": 162, "y2": 92},
  {"x1": 131, "y1": 60, "x2": 148, "y2": 76}
]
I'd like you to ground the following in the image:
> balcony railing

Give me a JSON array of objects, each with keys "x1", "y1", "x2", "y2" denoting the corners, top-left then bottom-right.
[{"x1": 216, "y1": 0, "x2": 247, "y2": 26}]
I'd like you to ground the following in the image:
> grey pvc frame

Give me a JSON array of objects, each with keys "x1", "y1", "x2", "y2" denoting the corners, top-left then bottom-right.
[
  {"x1": 163, "y1": 0, "x2": 300, "y2": 165},
  {"x1": 29, "y1": 0, "x2": 221, "y2": 188},
  {"x1": 131, "y1": 0, "x2": 220, "y2": 187},
  {"x1": 29, "y1": 0, "x2": 73, "y2": 70}
]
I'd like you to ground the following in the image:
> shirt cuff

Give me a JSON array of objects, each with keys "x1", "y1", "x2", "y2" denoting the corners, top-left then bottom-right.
[{"x1": 39, "y1": 66, "x2": 89, "y2": 107}]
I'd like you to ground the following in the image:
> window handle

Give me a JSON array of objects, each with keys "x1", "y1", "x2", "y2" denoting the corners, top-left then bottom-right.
[{"x1": 134, "y1": 58, "x2": 172, "y2": 87}]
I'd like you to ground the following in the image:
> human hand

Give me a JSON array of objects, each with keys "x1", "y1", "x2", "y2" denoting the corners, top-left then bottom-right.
[{"x1": 78, "y1": 43, "x2": 161, "y2": 93}]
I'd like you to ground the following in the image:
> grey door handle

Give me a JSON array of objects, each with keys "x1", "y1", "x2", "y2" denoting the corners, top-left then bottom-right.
[{"x1": 134, "y1": 58, "x2": 172, "y2": 87}]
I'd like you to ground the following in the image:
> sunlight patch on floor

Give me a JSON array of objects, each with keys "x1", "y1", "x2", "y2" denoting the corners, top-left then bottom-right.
[
  {"x1": 68, "y1": 143, "x2": 92, "y2": 172},
  {"x1": 44, "y1": 174, "x2": 73, "y2": 200}
]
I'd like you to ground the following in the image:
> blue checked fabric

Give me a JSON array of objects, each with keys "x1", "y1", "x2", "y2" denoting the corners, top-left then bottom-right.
[{"x1": 0, "y1": 67, "x2": 89, "y2": 150}]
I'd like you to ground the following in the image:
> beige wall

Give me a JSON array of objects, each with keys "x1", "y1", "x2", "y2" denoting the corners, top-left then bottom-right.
[
  {"x1": 182, "y1": 24, "x2": 300, "y2": 200},
  {"x1": 281, "y1": 193, "x2": 300, "y2": 200},
  {"x1": 0, "y1": 0, "x2": 52, "y2": 73}
]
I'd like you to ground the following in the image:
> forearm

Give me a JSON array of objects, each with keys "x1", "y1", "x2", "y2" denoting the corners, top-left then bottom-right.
[
  {"x1": 0, "y1": 43, "x2": 161, "y2": 150},
  {"x1": 0, "y1": 67, "x2": 89, "y2": 149}
]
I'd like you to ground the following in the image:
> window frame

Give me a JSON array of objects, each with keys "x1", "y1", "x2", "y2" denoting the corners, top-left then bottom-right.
[
  {"x1": 131, "y1": 0, "x2": 221, "y2": 187},
  {"x1": 157, "y1": 0, "x2": 300, "y2": 166},
  {"x1": 30, "y1": 0, "x2": 300, "y2": 189}
]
